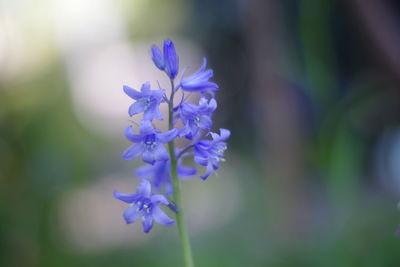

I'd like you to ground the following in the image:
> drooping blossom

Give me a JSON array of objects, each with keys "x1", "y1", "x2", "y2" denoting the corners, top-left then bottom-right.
[
  {"x1": 180, "y1": 58, "x2": 219, "y2": 96},
  {"x1": 194, "y1": 129, "x2": 230, "y2": 180},
  {"x1": 122, "y1": 121, "x2": 178, "y2": 164},
  {"x1": 114, "y1": 180, "x2": 174, "y2": 233},
  {"x1": 123, "y1": 82, "x2": 164, "y2": 121},
  {"x1": 179, "y1": 97, "x2": 217, "y2": 139}
]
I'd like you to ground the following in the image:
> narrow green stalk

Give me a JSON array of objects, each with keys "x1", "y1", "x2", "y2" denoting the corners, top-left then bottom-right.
[{"x1": 167, "y1": 80, "x2": 195, "y2": 267}]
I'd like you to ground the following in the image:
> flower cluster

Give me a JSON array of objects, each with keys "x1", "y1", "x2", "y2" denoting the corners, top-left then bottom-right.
[{"x1": 114, "y1": 39, "x2": 230, "y2": 233}]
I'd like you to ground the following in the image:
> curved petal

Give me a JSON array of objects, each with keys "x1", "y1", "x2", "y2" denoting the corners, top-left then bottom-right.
[
  {"x1": 139, "y1": 121, "x2": 155, "y2": 135},
  {"x1": 122, "y1": 143, "x2": 144, "y2": 160},
  {"x1": 178, "y1": 165, "x2": 197, "y2": 177},
  {"x1": 142, "y1": 214, "x2": 154, "y2": 233},
  {"x1": 157, "y1": 128, "x2": 178, "y2": 143},
  {"x1": 207, "y1": 98, "x2": 217, "y2": 112},
  {"x1": 150, "y1": 194, "x2": 170, "y2": 205},
  {"x1": 128, "y1": 101, "x2": 145, "y2": 116},
  {"x1": 142, "y1": 150, "x2": 155, "y2": 165},
  {"x1": 151, "y1": 45, "x2": 164, "y2": 69},
  {"x1": 123, "y1": 206, "x2": 142, "y2": 224},
  {"x1": 114, "y1": 190, "x2": 137, "y2": 203},
  {"x1": 124, "y1": 126, "x2": 142, "y2": 142},
  {"x1": 200, "y1": 162, "x2": 214, "y2": 180},
  {"x1": 123, "y1": 85, "x2": 142, "y2": 100},
  {"x1": 219, "y1": 128, "x2": 231, "y2": 140},
  {"x1": 194, "y1": 156, "x2": 208, "y2": 166},
  {"x1": 135, "y1": 179, "x2": 151, "y2": 197},
  {"x1": 152, "y1": 206, "x2": 174, "y2": 226}
]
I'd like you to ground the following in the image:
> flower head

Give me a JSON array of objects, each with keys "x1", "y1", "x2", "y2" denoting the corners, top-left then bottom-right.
[
  {"x1": 163, "y1": 40, "x2": 179, "y2": 79},
  {"x1": 114, "y1": 180, "x2": 174, "y2": 233},
  {"x1": 136, "y1": 159, "x2": 196, "y2": 195},
  {"x1": 194, "y1": 128, "x2": 230, "y2": 180},
  {"x1": 179, "y1": 98, "x2": 217, "y2": 139},
  {"x1": 151, "y1": 45, "x2": 164, "y2": 70},
  {"x1": 123, "y1": 82, "x2": 164, "y2": 121},
  {"x1": 123, "y1": 121, "x2": 178, "y2": 164},
  {"x1": 180, "y1": 58, "x2": 219, "y2": 96}
]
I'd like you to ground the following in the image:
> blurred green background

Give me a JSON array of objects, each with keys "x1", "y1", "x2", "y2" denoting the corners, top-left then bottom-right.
[{"x1": 1, "y1": 0, "x2": 400, "y2": 266}]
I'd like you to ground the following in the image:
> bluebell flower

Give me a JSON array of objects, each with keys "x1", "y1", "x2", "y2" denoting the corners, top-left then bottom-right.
[
  {"x1": 123, "y1": 82, "x2": 164, "y2": 121},
  {"x1": 180, "y1": 58, "x2": 219, "y2": 96},
  {"x1": 114, "y1": 179, "x2": 174, "y2": 233},
  {"x1": 151, "y1": 45, "x2": 164, "y2": 70},
  {"x1": 123, "y1": 121, "x2": 178, "y2": 164},
  {"x1": 179, "y1": 98, "x2": 217, "y2": 139},
  {"x1": 163, "y1": 40, "x2": 179, "y2": 79},
  {"x1": 194, "y1": 129, "x2": 230, "y2": 180},
  {"x1": 136, "y1": 159, "x2": 196, "y2": 195},
  {"x1": 396, "y1": 226, "x2": 400, "y2": 237}
]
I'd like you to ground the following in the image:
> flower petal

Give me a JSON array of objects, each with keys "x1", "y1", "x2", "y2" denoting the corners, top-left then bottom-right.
[
  {"x1": 139, "y1": 121, "x2": 155, "y2": 135},
  {"x1": 152, "y1": 206, "x2": 174, "y2": 226},
  {"x1": 114, "y1": 190, "x2": 138, "y2": 203},
  {"x1": 123, "y1": 85, "x2": 142, "y2": 100},
  {"x1": 157, "y1": 128, "x2": 178, "y2": 143},
  {"x1": 136, "y1": 179, "x2": 151, "y2": 197},
  {"x1": 122, "y1": 143, "x2": 144, "y2": 160},
  {"x1": 124, "y1": 125, "x2": 142, "y2": 142},
  {"x1": 219, "y1": 128, "x2": 231, "y2": 140},
  {"x1": 152, "y1": 144, "x2": 169, "y2": 161},
  {"x1": 163, "y1": 40, "x2": 179, "y2": 79},
  {"x1": 140, "y1": 82, "x2": 151, "y2": 93},
  {"x1": 150, "y1": 194, "x2": 170, "y2": 205},
  {"x1": 200, "y1": 162, "x2": 214, "y2": 180},
  {"x1": 142, "y1": 214, "x2": 154, "y2": 233},
  {"x1": 194, "y1": 156, "x2": 208, "y2": 166},
  {"x1": 128, "y1": 101, "x2": 145, "y2": 116},
  {"x1": 151, "y1": 45, "x2": 164, "y2": 70},
  {"x1": 142, "y1": 150, "x2": 155, "y2": 165},
  {"x1": 178, "y1": 165, "x2": 197, "y2": 177},
  {"x1": 123, "y1": 206, "x2": 142, "y2": 224}
]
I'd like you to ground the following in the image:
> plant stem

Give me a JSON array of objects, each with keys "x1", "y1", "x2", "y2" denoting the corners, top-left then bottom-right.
[{"x1": 167, "y1": 79, "x2": 195, "y2": 267}]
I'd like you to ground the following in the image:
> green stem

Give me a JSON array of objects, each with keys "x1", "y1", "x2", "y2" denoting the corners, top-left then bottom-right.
[{"x1": 167, "y1": 80, "x2": 195, "y2": 267}]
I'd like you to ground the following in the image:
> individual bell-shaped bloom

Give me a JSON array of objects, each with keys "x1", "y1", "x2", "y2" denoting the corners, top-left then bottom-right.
[
  {"x1": 122, "y1": 121, "x2": 178, "y2": 164},
  {"x1": 114, "y1": 180, "x2": 174, "y2": 233},
  {"x1": 179, "y1": 98, "x2": 217, "y2": 139},
  {"x1": 180, "y1": 58, "x2": 219, "y2": 96},
  {"x1": 163, "y1": 40, "x2": 179, "y2": 80},
  {"x1": 151, "y1": 45, "x2": 164, "y2": 70},
  {"x1": 194, "y1": 128, "x2": 230, "y2": 180},
  {"x1": 123, "y1": 82, "x2": 164, "y2": 121},
  {"x1": 136, "y1": 159, "x2": 197, "y2": 195}
]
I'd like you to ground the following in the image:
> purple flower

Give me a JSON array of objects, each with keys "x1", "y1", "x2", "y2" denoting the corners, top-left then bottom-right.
[
  {"x1": 114, "y1": 180, "x2": 174, "y2": 233},
  {"x1": 122, "y1": 121, "x2": 178, "y2": 164},
  {"x1": 396, "y1": 226, "x2": 400, "y2": 237},
  {"x1": 123, "y1": 82, "x2": 164, "y2": 121},
  {"x1": 180, "y1": 58, "x2": 219, "y2": 96},
  {"x1": 151, "y1": 45, "x2": 164, "y2": 70},
  {"x1": 136, "y1": 159, "x2": 196, "y2": 195},
  {"x1": 179, "y1": 98, "x2": 217, "y2": 139},
  {"x1": 194, "y1": 129, "x2": 230, "y2": 180},
  {"x1": 164, "y1": 40, "x2": 179, "y2": 79}
]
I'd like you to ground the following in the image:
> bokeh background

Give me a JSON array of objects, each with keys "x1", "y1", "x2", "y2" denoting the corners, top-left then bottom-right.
[{"x1": 1, "y1": 0, "x2": 400, "y2": 266}]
